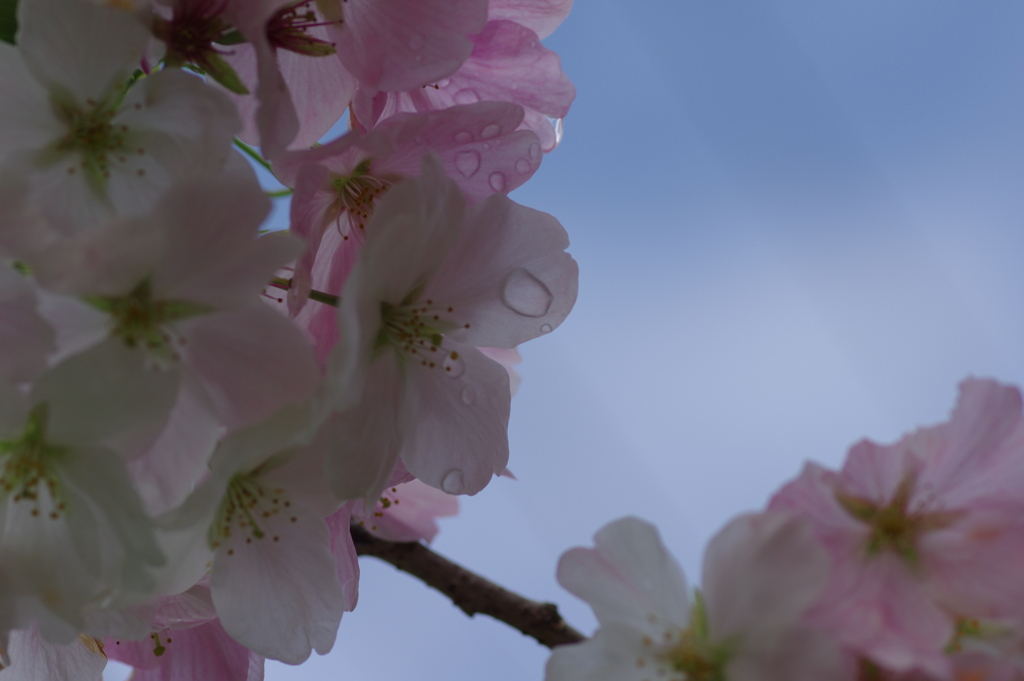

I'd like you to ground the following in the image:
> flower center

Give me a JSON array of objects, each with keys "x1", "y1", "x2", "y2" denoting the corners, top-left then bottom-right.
[
  {"x1": 153, "y1": 2, "x2": 232, "y2": 66},
  {"x1": 0, "y1": 404, "x2": 67, "y2": 519},
  {"x1": 662, "y1": 593, "x2": 728, "y2": 681},
  {"x1": 266, "y1": 1, "x2": 338, "y2": 56},
  {"x1": 152, "y1": 2, "x2": 250, "y2": 94},
  {"x1": 325, "y1": 159, "x2": 394, "y2": 239},
  {"x1": 86, "y1": 280, "x2": 212, "y2": 359},
  {"x1": 836, "y1": 473, "x2": 963, "y2": 566},
  {"x1": 377, "y1": 298, "x2": 473, "y2": 372},
  {"x1": 51, "y1": 96, "x2": 128, "y2": 184},
  {"x1": 208, "y1": 472, "x2": 293, "y2": 553}
]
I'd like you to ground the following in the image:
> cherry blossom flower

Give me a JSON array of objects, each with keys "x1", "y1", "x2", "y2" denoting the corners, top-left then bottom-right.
[
  {"x1": 547, "y1": 513, "x2": 847, "y2": 681},
  {"x1": 0, "y1": 0, "x2": 239, "y2": 233},
  {"x1": 769, "y1": 379, "x2": 1024, "y2": 678},
  {"x1": 156, "y1": 398, "x2": 350, "y2": 665},
  {"x1": 28, "y1": 172, "x2": 319, "y2": 434},
  {"x1": 324, "y1": 154, "x2": 577, "y2": 500},
  {"x1": 0, "y1": 373, "x2": 166, "y2": 643},
  {"x1": 272, "y1": 102, "x2": 545, "y2": 324}
]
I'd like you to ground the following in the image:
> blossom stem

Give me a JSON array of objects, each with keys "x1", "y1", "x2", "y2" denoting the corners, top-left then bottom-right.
[
  {"x1": 350, "y1": 522, "x2": 585, "y2": 649},
  {"x1": 233, "y1": 138, "x2": 273, "y2": 173},
  {"x1": 266, "y1": 188, "x2": 293, "y2": 198},
  {"x1": 268, "y1": 276, "x2": 340, "y2": 307}
]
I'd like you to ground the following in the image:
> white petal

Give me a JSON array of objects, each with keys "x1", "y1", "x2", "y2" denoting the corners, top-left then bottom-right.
[
  {"x1": 3, "y1": 626, "x2": 106, "y2": 681},
  {"x1": 702, "y1": 511, "x2": 829, "y2": 645},
  {"x1": 324, "y1": 357, "x2": 406, "y2": 502},
  {"x1": 211, "y1": 505, "x2": 345, "y2": 664},
  {"x1": 30, "y1": 338, "x2": 178, "y2": 447},
  {"x1": 128, "y1": 378, "x2": 223, "y2": 517},
  {"x1": 545, "y1": 624, "x2": 659, "y2": 681},
  {"x1": 17, "y1": 0, "x2": 147, "y2": 104},
  {"x1": 400, "y1": 342, "x2": 510, "y2": 495},
  {"x1": 56, "y1": 445, "x2": 166, "y2": 592},
  {"x1": 0, "y1": 43, "x2": 62, "y2": 161},
  {"x1": 179, "y1": 306, "x2": 319, "y2": 430},
  {"x1": 426, "y1": 193, "x2": 578, "y2": 348},
  {"x1": 558, "y1": 517, "x2": 690, "y2": 633}
]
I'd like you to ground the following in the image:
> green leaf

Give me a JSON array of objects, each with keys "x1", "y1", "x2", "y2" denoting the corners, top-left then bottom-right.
[{"x1": 0, "y1": 0, "x2": 18, "y2": 45}]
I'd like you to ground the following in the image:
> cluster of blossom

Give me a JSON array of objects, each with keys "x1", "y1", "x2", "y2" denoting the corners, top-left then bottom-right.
[
  {"x1": 0, "y1": 0, "x2": 576, "y2": 677},
  {"x1": 548, "y1": 378, "x2": 1024, "y2": 681}
]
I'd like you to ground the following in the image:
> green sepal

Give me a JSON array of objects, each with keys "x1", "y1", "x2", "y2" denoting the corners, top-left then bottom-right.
[
  {"x1": 203, "y1": 52, "x2": 250, "y2": 95},
  {"x1": 214, "y1": 29, "x2": 247, "y2": 46},
  {"x1": 0, "y1": 0, "x2": 17, "y2": 45}
]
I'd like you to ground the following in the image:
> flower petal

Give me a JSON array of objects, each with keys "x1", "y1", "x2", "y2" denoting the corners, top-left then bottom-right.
[{"x1": 211, "y1": 505, "x2": 345, "y2": 664}]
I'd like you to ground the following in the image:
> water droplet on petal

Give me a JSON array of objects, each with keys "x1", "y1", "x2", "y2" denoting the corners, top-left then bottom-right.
[
  {"x1": 529, "y1": 142, "x2": 542, "y2": 162},
  {"x1": 454, "y1": 150, "x2": 481, "y2": 179},
  {"x1": 453, "y1": 131, "x2": 473, "y2": 144},
  {"x1": 441, "y1": 469, "x2": 465, "y2": 494},
  {"x1": 443, "y1": 351, "x2": 466, "y2": 377},
  {"x1": 553, "y1": 117, "x2": 565, "y2": 146},
  {"x1": 437, "y1": 78, "x2": 451, "y2": 88},
  {"x1": 480, "y1": 123, "x2": 501, "y2": 139},
  {"x1": 501, "y1": 268, "x2": 553, "y2": 317},
  {"x1": 541, "y1": 324, "x2": 553, "y2": 333},
  {"x1": 488, "y1": 171, "x2": 506, "y2": 192},
  {"x1": 408, "y1": 33, "x2": 425, "y2": 50},
  {"x1": 461, "y1": 387, "x2": 475, "y2": 405},
  {"x1": 514, "y1": 159, "x2": 531, "y2": 174},
  {"x1": 454, "y1": 89, "x2": 480, "y2": 104}
]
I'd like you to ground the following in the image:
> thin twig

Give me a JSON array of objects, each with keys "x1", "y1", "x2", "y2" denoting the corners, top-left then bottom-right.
[{"x1": 350, "y1": 523, "x2": 586, "y2": 649}]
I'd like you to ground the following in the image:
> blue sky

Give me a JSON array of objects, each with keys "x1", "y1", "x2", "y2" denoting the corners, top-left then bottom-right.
[{"x1": 103, "y1": 2, "x2": 1024, "y2": 679}]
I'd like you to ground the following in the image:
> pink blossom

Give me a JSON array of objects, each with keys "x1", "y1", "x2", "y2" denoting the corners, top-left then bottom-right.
[
  {"x1": 221, "y1": 0, "x2": 488, "y2": 155},
  {"x1": 272, "y1": 102, "x2": 544, "y2": 324},
  {"x1": 769, "y1": 379, "x2": 1024, "y2": 677},
  {"x1": 352, "y1": 477, "x2": 459, "y2": 543},
  {"x1": 324, "y1": 155, "x2": 577, "y2": 500},
  {"x1": 105, "y1": 585, "x2": 264, "y2": 681},
  {"x1": 350, "y1": 18, "x2": 575, "y2": 152}
]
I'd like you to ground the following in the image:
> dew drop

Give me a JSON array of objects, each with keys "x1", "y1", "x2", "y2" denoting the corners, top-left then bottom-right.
[
  {"x1": 453, "y1": 130, "x2": 473, "y2": 144},
  {"x1": 501, "y1": 268, "x2": 553, "y2": 317},
  {"x1": 408, "y1": 33, "x2": 425, "y2": 50},
  {"x1": 514, "y1": 159, "x2": 531, "y2": 174},
  {"x1": 541, "y1": 324, "x2": 553, "y2": 333},
  {"x1": 437, "y1": 78, "x2": 451, "y2": 88},
  {"x1": 553, "y1": 117, "x2": 565, "y2": 146},
  {"x1": 461, "y1": 387, "x2": 475, "y2": 405},
  {"x1": 480, "y1": 123, "x2": 501, "y2": 139},
  {"x1": 443, "y1": 352, "x2": 466, "y2": 377},
  {"x1": 453, "y1": 89, "x2": 480, "y2": 104},
  {"x1": 441, "y1": 469, "x2": 465, "y2": 494},
  {"x1": 528, "y1": 142, "x2": 542, "y2": 162},
  {"x1": 454, "y1": 150, "x2": 481, "y2": 179},
  {"x1": 488, "y1": 171, "x2": 507, "y2": 192}
]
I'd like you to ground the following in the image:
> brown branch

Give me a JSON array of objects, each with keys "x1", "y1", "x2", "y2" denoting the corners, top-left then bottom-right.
[{"x1": 350, "y1": 523, "x2": 586, "y2": 649}]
